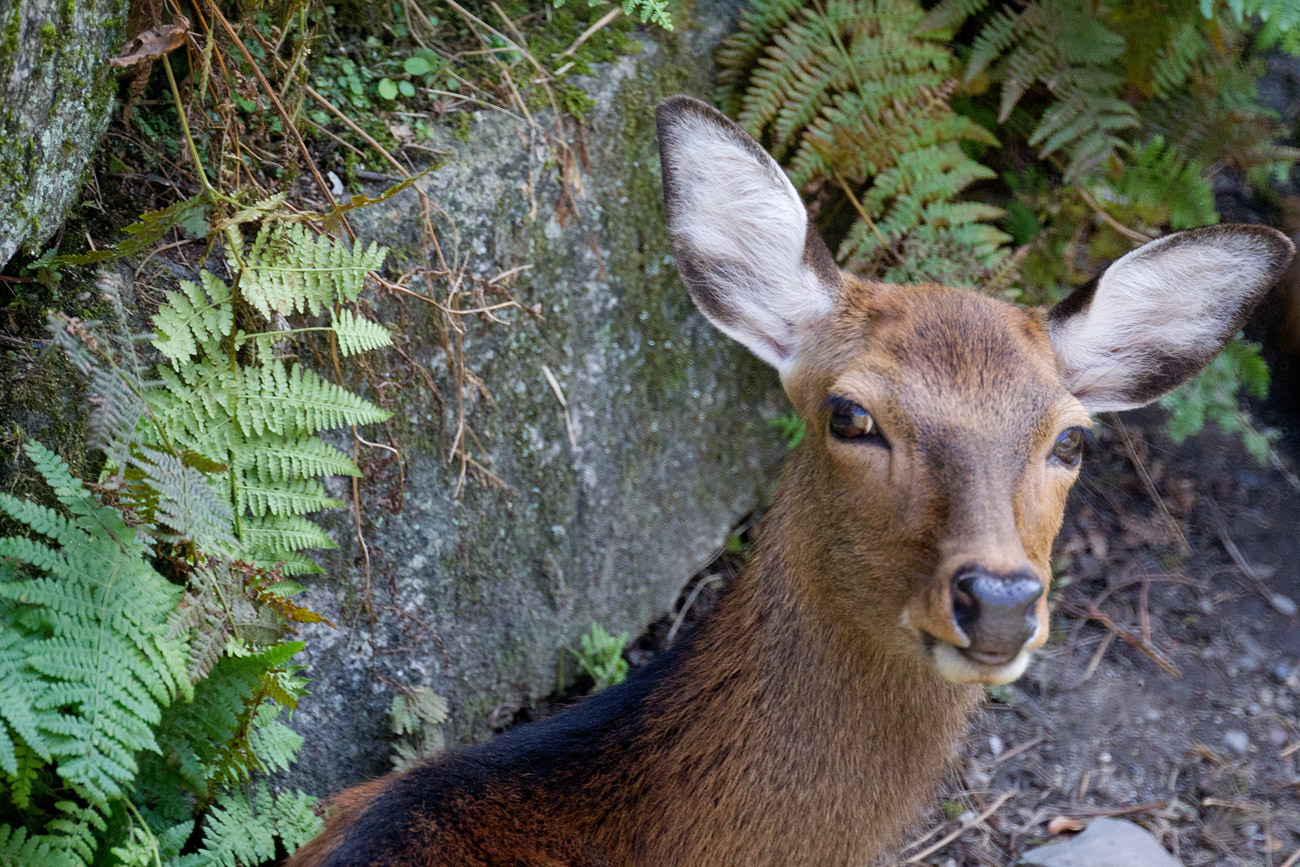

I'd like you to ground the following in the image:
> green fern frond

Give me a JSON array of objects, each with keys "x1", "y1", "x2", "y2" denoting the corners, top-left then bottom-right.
[
  {"x1": 1152, "y1": 20, "x2": 1208, "y2": 98},
  {"x1": 152, "y1": 273, "x2": 234, "y2": 369},
  {"x1": 0, "y1": 442, "x2": 190, "y2": 805},
  {"x1": 0, "y1": 824, "x2": 79, "y2": 867},
  {"x1": 238, "y1": 473, "x2": 343, "y2": 518},
  {"x1": 1112, "y1": 136, "x2": 1217, "y2": 229},
  {"x1": 920, "y1": 0, "x2": 991, "y2": 33},
  {"x1": 131, "y1": 447, "x2": 237, "y2": 551},
  {"x1": 189, "y1": 785, "x2": 322, "y2": 867},
  {"x1": 332, "y1": 308, "x2": 394, "y2": 357},
  {"x1": 235, "y1": 361, "x2": 391, "y2": 437},
  {"x1": 234, "y1": 222, "x2": 386, "y2": 320},
  {"x1": 240, "y1": 514, "x2": 338, "y2": 553},
  {"x1": 235, "y1": 435, "x2": 360, "y2": 483}
]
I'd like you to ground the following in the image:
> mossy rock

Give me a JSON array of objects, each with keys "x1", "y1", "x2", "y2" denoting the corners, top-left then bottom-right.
[
  {"x1": 284, "y1": 0, "x2": 785, "y2": 796},
  {"x1": 0, "y1": 0, "x2": 125, "y2": 267}
]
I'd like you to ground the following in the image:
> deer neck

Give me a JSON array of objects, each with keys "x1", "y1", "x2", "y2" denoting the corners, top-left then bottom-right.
[{"x1": 622, "y1": 500, "x2": 979, "y2": 866}]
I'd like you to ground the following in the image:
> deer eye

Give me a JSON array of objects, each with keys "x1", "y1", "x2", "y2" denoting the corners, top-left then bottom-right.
[
  {"x1": 1051, "y1": 427, "x2": 1086, "y2": 466},
  {"x1": 828, "y1": 398, "x2": 883, "y2": 444}
]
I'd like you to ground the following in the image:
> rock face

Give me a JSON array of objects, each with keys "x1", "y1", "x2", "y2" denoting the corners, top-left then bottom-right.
[
  {"x1": 0, "y1": 0, "x2": 125, "y2": 267},
  {"x1": 287, "y1": 5, "x2": 787, "y2": 795}
]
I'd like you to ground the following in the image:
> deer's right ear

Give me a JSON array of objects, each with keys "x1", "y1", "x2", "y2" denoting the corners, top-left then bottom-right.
[{"x1": 656, "y1": 95, "x2": 841, "y2": 375}]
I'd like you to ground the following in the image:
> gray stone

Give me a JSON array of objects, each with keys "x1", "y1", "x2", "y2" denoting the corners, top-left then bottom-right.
[
  {"x1": 1223, "y1": 729, "x2": 1250, "y2": 755},
  {"x1": 0, "y1": 0, "x2": 125, "y2": 267},
  {"x1": 284, "y1": 1, "x2": 784, "y2": 797},
  {"x1": 1021, "y1": 818, "x2": 1183, "y2": 867}
]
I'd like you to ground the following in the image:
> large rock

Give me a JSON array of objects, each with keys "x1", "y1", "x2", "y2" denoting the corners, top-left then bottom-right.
[
  {"x1": 0, "y1": 0, "x2": 125, "y2": 267},
  {"x1": 287, "y1": 5, "x2": 787, "y2": 795}
]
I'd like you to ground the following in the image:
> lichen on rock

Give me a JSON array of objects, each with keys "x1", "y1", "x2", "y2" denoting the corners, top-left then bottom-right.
[
  {"x1": 283, "y1": 0, "x2": 785, "y2": 796},
  {"x1": 0, "y1": 0, "x2": 125, "y2": 267}
]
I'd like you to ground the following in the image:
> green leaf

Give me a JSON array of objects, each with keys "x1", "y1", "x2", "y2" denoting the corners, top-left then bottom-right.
[
  {"x1": 403, "y1": 56, "x2": 432, "y2": 75},
  {"x1": 377, "y1": 78, "x2": 399, "y2": 100}
]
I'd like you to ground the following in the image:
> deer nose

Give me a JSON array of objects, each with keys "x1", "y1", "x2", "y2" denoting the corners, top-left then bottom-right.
[{"x1": 951, "y1": 569, "x2": 1043, "y2": 662}]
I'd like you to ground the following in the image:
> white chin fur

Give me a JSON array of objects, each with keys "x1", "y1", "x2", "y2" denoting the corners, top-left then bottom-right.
[{"x1": 931, "y1": 643, "x2": 1033, "y2": 686}]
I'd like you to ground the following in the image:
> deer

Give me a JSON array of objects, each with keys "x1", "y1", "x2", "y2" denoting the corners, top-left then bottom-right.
[{"x1": 287, "y1": 95, "x2": 1294, "y2": 867}]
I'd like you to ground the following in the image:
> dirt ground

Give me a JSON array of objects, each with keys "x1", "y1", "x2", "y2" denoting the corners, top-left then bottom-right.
[{"x1": 610, "y1": 401, "x2": 1300, "y2": 866}]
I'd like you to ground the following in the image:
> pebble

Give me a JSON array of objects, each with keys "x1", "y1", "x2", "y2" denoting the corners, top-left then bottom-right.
[
  {"x1": 1224, "y1": 730, "x2": 1250, "y2": 755},
  {"x1": 1197, "y1": 597, "x2": 1215, "y2": 615},
  {"x1": 1273, "y1": 662, "x2": 1296, "y2": 682},
  {"x1": 1272, "y1": 594, "x2": 1298, "y2": 617},
  {"x1": 1021, "y1": 817, "x2": 1184, "y2": 867},
  {"x1": 989, "y1": 735, "x2": 1003, "y2": 757}
]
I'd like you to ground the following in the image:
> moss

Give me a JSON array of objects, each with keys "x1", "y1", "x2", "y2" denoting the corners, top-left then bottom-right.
[{"x1": 38, "y1": 21, "x2": 58, "y2": 53}]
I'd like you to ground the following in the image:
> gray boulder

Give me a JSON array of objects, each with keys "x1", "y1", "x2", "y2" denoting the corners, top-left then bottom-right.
[
  {"x1": 287, "y1": 4, "x2": 787, "y2": 796},
  {"x1": 0, "y1": 0, "x2": 125, "y2": 266}
]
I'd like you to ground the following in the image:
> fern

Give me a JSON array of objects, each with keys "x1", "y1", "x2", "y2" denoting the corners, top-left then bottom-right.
[
  {"x1": 7, "y1": 223, "x2": 393, "y2": 863},
  {"x1": 234, "y1": 222, "x2": 385, "y2": 320},
  {"x1": 185, "y1": 785, "x2": 321, "y2": 867},
  {"x1": 1112, "y1": 137, "x2": 1217, "y2": 230},
  {"x1": 0, "y1": 442, "x2": 191, "y2": 805},
  {"x1": 717, "y1": 0, "x2": 1010, "y2": 286},
  {"x1": 152, "y1": 273, "x2": 234, "y2": 369},
  {"x1": 332, "y1": 308, "x2": 394, "y2": 357},
  {"x1": 389, "y1": 686, "x2": 449, "y2": 771},
  {"x1": 235, "y1": 360, "x2": 390, "y2": 437}
]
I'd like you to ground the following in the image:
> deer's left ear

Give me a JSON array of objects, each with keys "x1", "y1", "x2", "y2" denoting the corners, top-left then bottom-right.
[{"x1": 1046, "y1": 224, "x2": 1294, "y2": 413}]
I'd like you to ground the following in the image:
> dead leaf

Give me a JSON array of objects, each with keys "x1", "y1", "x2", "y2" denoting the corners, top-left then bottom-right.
[
  {"x1": 111, "y1": 18, "x2": 190, "y2": 68},
  {"x1": 1047, "y1": 816, "x2": 1087, "y2": 835}
]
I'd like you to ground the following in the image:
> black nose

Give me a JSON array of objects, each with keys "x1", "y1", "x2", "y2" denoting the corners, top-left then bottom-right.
[{"x1": 951, "y1": 568, "x2": 1043, "y2": 661}]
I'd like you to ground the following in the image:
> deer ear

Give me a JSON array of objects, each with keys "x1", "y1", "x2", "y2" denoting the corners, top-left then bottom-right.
[
  {"x1": 1046, "y1": 224, "x2": 1294, "y2": 412},
  {"x1": 656, "y1": 95, "x2": 841, "y2": 376}
]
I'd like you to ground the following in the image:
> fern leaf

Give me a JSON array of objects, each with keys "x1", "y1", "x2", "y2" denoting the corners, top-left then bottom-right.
[
  {"x1": 235, "y1": 361, "x2": 391, "y2": 437},
  {"x1": 235, "y1": 222, "x2": 386, "y2": 320},
  {"x1": 332, "y1": 308, "x2": 394, "y2": 357},
  {"x1": 240, "y1": 514, "x2": 338, "y2": 553},
  {"x1": 920, "y1": 0, "x2": 991, "y2": 33},
  {"x1": 0, "y1": 824, "x2": 80, "y2": 867},
  {"x1": 235, "y1": 435, "x2": 359, "y2": 483},
  {"x1": 152, "y1": 273, "x2": 233, "y2": 369},
  {"x1": 237, "y1": 473, "x2": 343, "y2": 518},
  {"x1": 0, "y1": 442, "x2": 190, "y2": 805},
  {"x1": 131, "y1": 447, "x2": 237, "y2": 551}
]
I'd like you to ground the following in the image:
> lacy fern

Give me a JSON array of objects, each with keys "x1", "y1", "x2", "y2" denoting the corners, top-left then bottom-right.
[
  {"x1": 716, "y1": 0, "x2": 1010, "y2": 287},
  {"x1": 3, "y1": 222, "x2": 386, "y2": 863}
]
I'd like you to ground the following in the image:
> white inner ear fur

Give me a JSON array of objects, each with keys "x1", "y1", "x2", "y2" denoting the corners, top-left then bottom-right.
[
  {"x1": 1049, "y1": 230, "x2": 1279, "y2": 413},
  {"x1": 662, "y1": 113, "x2": 833, "y2": 376}
]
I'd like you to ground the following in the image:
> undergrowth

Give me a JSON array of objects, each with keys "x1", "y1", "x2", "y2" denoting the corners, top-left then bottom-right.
[
  {"x1": 717, "y1": 0, "x2": 1300, "y2": 459},
  {"x1": 1, "y1": 219, "x2": 392, "y2": 863}
]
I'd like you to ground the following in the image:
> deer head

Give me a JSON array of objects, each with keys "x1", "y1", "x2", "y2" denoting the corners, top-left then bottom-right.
[{"x1": 656, "y1": 95, "x2": 1293, "y2": 686}]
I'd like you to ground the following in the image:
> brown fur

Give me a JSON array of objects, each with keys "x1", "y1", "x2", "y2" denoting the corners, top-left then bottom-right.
[{"x1": 288, "y1": 279, "x2": 1087, "y2": 867}]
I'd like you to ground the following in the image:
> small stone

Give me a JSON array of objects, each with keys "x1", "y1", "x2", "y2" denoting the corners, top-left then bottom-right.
[
  {"x1": 1098, "y1": 752, "x2": 1112, "y2": 764},
  {"x1": 989, "y1": 735, "x2": 1004, "y2": 757},
  {"x1": 1271, "y1": 594, "x2": 1298, "y2": 617},
  {"x1": 1223, "y1": 730, "x2": 1250, "y2": 755},
  {"x1": 1272, "y1": 662, "x2": 1296, "y2": 682},
  {"x1": 1247, "y1": 703, "x2": 1262, "y2": 716},
  {"x1": 1268, "y1": 724, "x2": 1288, "y2": 747},
  {"x1": 1197, "y1": 597, "x2": 1215, "y2": 615},
  {"x1": 1021, "y1": 817, "x2": 1183, "y2": 866}
]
